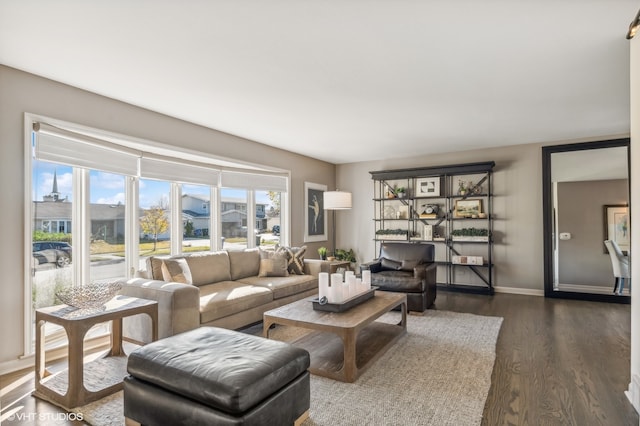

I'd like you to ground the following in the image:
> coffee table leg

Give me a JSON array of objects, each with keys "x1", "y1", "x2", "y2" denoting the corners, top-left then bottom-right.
[
  {"x1": 341, "y1": 329, "x2": 358, "y2": 382},
  {"x1": 263, "y1": 318, "x2": 273, "y2": 338},
  {"x1": 401, "y1": 301, "x2": 407, "y2": 329}
]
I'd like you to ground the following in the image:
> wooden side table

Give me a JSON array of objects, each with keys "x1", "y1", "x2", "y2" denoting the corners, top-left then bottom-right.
[
  {"x1": 33, "y1": 295, "x2": 158, "y2": 410},
  {"x1": 304, "y1": 259, "x2": 351, "y2": 274}
]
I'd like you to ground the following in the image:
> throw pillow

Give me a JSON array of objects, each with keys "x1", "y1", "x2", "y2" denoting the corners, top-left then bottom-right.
[
  {"x1": 161, "y1": 258, "x2": 193, "y2": 284},
  {"x1": 258, "y1": 249, "x2": 289, "y2": 277},
  {"x1": 276, "y1": 245, "x2": 307, "y2": 275},
  {"x1": 380, "y1": 257, "x2": 402, "y2": 271},
  {"x1": 401, "y1": 259, "x2": 422, "y2": 271}
]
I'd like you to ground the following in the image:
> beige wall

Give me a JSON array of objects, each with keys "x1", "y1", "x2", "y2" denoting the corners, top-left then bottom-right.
[
  {"x1": 0, "y1": 65, "x2": 335, "y2": 367},
  {"x1": 557, "y1": 179, "x2": 628, "y2": 287},
  {"x1": 336, "y1": 138, "x2": 628, "y2": 293},
  {"x1": 629, "y1": 30, "x2": 640, "y2": 410}
]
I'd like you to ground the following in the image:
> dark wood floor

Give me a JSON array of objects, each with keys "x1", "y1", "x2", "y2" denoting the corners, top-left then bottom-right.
[
  {"x1": 1, "y1": 292, "x2": 637, "y2": 425},
  {"x1": 436, "y1": 291, "x2": 637, "y2": 426}
]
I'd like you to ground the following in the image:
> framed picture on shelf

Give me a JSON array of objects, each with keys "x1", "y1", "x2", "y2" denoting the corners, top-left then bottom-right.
[
  {"x1": 454, "y1": 199, "x2": 483, "y2": 218},
  {"x1": 415, "y1": 177, "x2": 440, "y2": 197},
  {"x1": 304, "y1": 182, "x2": 328, "y2": 242},
  {"x1": 603, "y1": 204, "x2": 629, "y2": 253},
  {"x1": 398, "y1": 205, "x2": 409, "y2": 219}
]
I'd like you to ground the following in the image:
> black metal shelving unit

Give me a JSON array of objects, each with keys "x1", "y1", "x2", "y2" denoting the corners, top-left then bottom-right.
[{"x1": 370, "y1": 161, "x2": 495, "y2": 294}]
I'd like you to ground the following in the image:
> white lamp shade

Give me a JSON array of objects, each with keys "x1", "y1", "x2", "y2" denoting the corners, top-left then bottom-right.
[{"x1": 323, "y1": 191, "x2": 352, "y2": 210}]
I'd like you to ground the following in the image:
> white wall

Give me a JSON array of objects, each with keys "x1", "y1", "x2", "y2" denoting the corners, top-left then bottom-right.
[
  {"x1": 0, "y1": 65, "x2": 335, "y2": 370},
  {"x1": 336, "y1": 138, "x2": 628, "y2": 293},
  {"x1": 628, "y1": 30, "x2": 640, "y2": 412}
]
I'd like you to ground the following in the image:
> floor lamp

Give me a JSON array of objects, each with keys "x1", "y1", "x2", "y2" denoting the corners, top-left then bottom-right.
[{"x1": 323, "y1": 190, "x2": 352, "y2": 257}]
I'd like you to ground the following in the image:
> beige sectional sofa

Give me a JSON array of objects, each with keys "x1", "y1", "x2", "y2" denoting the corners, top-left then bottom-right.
[{"x1": 119, "y1": 248, "x2": 320, "y2": 343}]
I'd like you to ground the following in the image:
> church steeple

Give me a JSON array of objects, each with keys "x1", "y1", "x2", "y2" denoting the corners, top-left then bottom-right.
[
  {"x1": 52, "y1": 169, "x2": 59, "y2": 196},
  {"x1": 42, "y1": 169, "x2": 64, "y2": 202}
]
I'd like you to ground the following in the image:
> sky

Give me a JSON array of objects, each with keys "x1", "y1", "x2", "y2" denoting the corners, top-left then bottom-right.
[{"x1": 33, "y1": 161, "x2": 272, "y2": 208}]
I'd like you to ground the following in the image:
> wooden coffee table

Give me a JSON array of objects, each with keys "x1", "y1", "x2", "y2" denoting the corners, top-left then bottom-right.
[{"x1": 263, "y1": 291, "x2": 407, "y2": 383}]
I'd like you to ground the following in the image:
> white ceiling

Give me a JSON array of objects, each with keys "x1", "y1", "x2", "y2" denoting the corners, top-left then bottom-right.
[{"x1": 0, "y1": 1, "x2": 637, "y2": 164}]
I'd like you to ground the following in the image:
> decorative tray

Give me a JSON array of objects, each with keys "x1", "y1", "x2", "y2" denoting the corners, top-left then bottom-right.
[{"x1": 310, "y1": 287, "x2": 377, "y2": 313}]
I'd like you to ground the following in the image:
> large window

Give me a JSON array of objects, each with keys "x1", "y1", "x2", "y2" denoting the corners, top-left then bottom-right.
[
  {"x1": 89, "y1": 171, "x2": 127, "y2": 282},
  {"x1": 138, "y1": 179, "x2": 171, "y2": 261},
  {"x1": 31, "y1": 161, "x2": 74, "y2": 316},
  {"x1": 221, "y1": 188, "x2": 248, "y2": 250},
  {"x1": 25, "y1": 116, "x2": 289, "y2": 354},
  {"x1": 257, "y1": 190, "x2": 281, "y2": 248},
  {"x1": 182, "y1": 184, "x2": 212, "y2": 254}
]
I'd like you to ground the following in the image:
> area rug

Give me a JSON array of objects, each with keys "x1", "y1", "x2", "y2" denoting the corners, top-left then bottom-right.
[{"x1": 78, "y1": 310, "x2": 503, "y2": 426}]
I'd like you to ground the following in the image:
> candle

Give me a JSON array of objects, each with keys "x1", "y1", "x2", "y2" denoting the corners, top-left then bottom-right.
[
  {"x1": 362, "y1": 270, "x2": 371, "y2": 288},
  {"x1": 318, "y1": 272, "x2": 329, "y2": 301},
  {"x1": 330, "y1": 273, "x2": 343, "y2": 303},
  {"x1": 346, "y1": 273, "x2": 357, "y2": 297}
]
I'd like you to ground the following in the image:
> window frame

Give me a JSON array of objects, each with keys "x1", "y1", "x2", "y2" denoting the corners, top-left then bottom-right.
[{"x1": 24, "y1": 113, "x2": 290, "y2": 356}]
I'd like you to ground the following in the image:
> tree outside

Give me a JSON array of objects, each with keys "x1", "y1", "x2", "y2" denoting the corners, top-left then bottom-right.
[{"x1": 140, "y1": 206, "x2": 169, "y2": 251}]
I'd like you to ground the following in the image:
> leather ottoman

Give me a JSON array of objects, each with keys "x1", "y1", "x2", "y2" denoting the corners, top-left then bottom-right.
[{"x1": 123, "y1": 327, "x2": 310, "y2": 426}]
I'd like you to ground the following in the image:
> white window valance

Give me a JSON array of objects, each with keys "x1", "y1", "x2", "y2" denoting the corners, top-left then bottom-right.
[
  {"x1": 33, "y1": 121, "x2": 288, "y2": 192},
  {"x1": 221, "y1": 170, "x2": 288, "y2": 192},
  {"x1": 34, "y1": 122, "x2": 140, "y2": 176}
]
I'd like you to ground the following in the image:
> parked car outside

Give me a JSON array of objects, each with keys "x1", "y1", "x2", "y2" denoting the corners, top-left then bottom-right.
[{"x1": 32, "y1": 241, "x2": 72, "y2": 267}]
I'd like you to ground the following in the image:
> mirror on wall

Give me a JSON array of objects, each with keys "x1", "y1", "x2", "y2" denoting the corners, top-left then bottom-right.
[{"x1": 542, "y1": 139, "x2": 630, "y2": 303}]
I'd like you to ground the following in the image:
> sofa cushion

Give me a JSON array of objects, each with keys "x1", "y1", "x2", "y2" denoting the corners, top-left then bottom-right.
[
  {"x1": 401, "y1": 259, "x2": 422, "y2": 271},
  {"x1": 161, "y1": 258, "x2": 193, "y2": 284},
  {"x1": 258, "y1": 249, "x2": 289, "y2": 277},
  {"x1": 185, "y1": 251, "x2": 231, "y2": 286},
  {"x1": 370, "y1": 270, "x2": 425, "y2": 293},
  {"x1": 228, "y1": 249, "x2": 260, "y2": 280},
  {"x1": 198, "y1": 281, "x2": 273, "y2": 324},
  {"x1": 237, "y1": 275, "x2": 317, "y2": 300},
  {"x1": 276, "y1": 245, "x2": 307, "y2": 275}
]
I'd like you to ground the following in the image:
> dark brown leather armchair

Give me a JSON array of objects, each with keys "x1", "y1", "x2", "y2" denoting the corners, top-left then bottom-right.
[{"x1": 361, "y1": 242, "x2": 437, "y2": 312}]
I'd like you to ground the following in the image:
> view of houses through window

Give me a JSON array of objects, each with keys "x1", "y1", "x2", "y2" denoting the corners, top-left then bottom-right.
[{"x1": 29, "y1": 142, "x2": 286, "y2": 347}]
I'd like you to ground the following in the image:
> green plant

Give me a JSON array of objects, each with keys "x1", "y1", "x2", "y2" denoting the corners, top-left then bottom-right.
[
  {"x1": 318, "y1": 246, "x2": 328, "y2": 259},
  {"x1": 450, "y1": 227, "x2": 489, "y2": 237},
  {"x1": 33, "y1": 230, "x2": 72, "y2": 243},
  {"x1": 396, "y1": 187, "x2": 406, "y2": 193},
  {"x1": 376, "y1": 229, "x2": 408, "y2": 235},
  {"x1": 335, "y1": 248, "x2": 356, "y2": 263}
]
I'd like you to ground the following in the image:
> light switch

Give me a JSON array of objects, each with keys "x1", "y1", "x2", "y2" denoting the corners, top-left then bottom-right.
[{"x1": 559, "y1": 232, "x2": 571, "y2": 240}]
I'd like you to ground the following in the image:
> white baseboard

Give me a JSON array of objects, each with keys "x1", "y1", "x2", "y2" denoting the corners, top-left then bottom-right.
[
  {"x1": 0, "y1": 356, "x2": 34, "y2": 376},
  {"x1": 626, "y1": 374, "x2": 640, "y2": 413},
  {"x1": 0, "y1": 335, "x2": 110, "y2": 376},
  {"x1": 493, "y1": 286, "x2": 544, "y2": 297}
]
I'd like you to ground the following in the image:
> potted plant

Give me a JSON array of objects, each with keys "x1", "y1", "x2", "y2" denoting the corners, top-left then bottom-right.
[
  {"x1": 335, "y1": 248, "x2": 357, "y2": 270},
  {"x1": 318, "y1": 246, "x2": 328, "y2": 260},
  {"x1": 396, "y1": 187, "x2": 406, "y2": 198}
]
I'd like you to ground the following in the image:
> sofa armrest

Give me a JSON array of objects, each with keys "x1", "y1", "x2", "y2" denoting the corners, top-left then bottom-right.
[
  {"x1": 119, "y1": 278, "x2": 200, "y2": 344},
  {"x1": 360, "y1": 260, "x2": 382, "y2": 274}
]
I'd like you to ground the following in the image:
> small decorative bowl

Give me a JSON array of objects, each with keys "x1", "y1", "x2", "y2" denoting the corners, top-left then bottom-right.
[{"x1": 56, "y1": 281, "x2": 122, "y2": 309}]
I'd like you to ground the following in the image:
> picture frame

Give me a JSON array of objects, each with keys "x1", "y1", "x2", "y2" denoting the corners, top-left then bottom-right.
[
  {"x1": 415, "y1": 177, "x2": 440, "y2": 197},
  {"x1": 304, "y1": 182, "x2": 328, "y2": 242},
  {"x1": 454, "y1": 199, "x2": 483, "y2": 218},
  {"x1": 603, "y1": 204, "x2": 629, "y2": 253}
]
